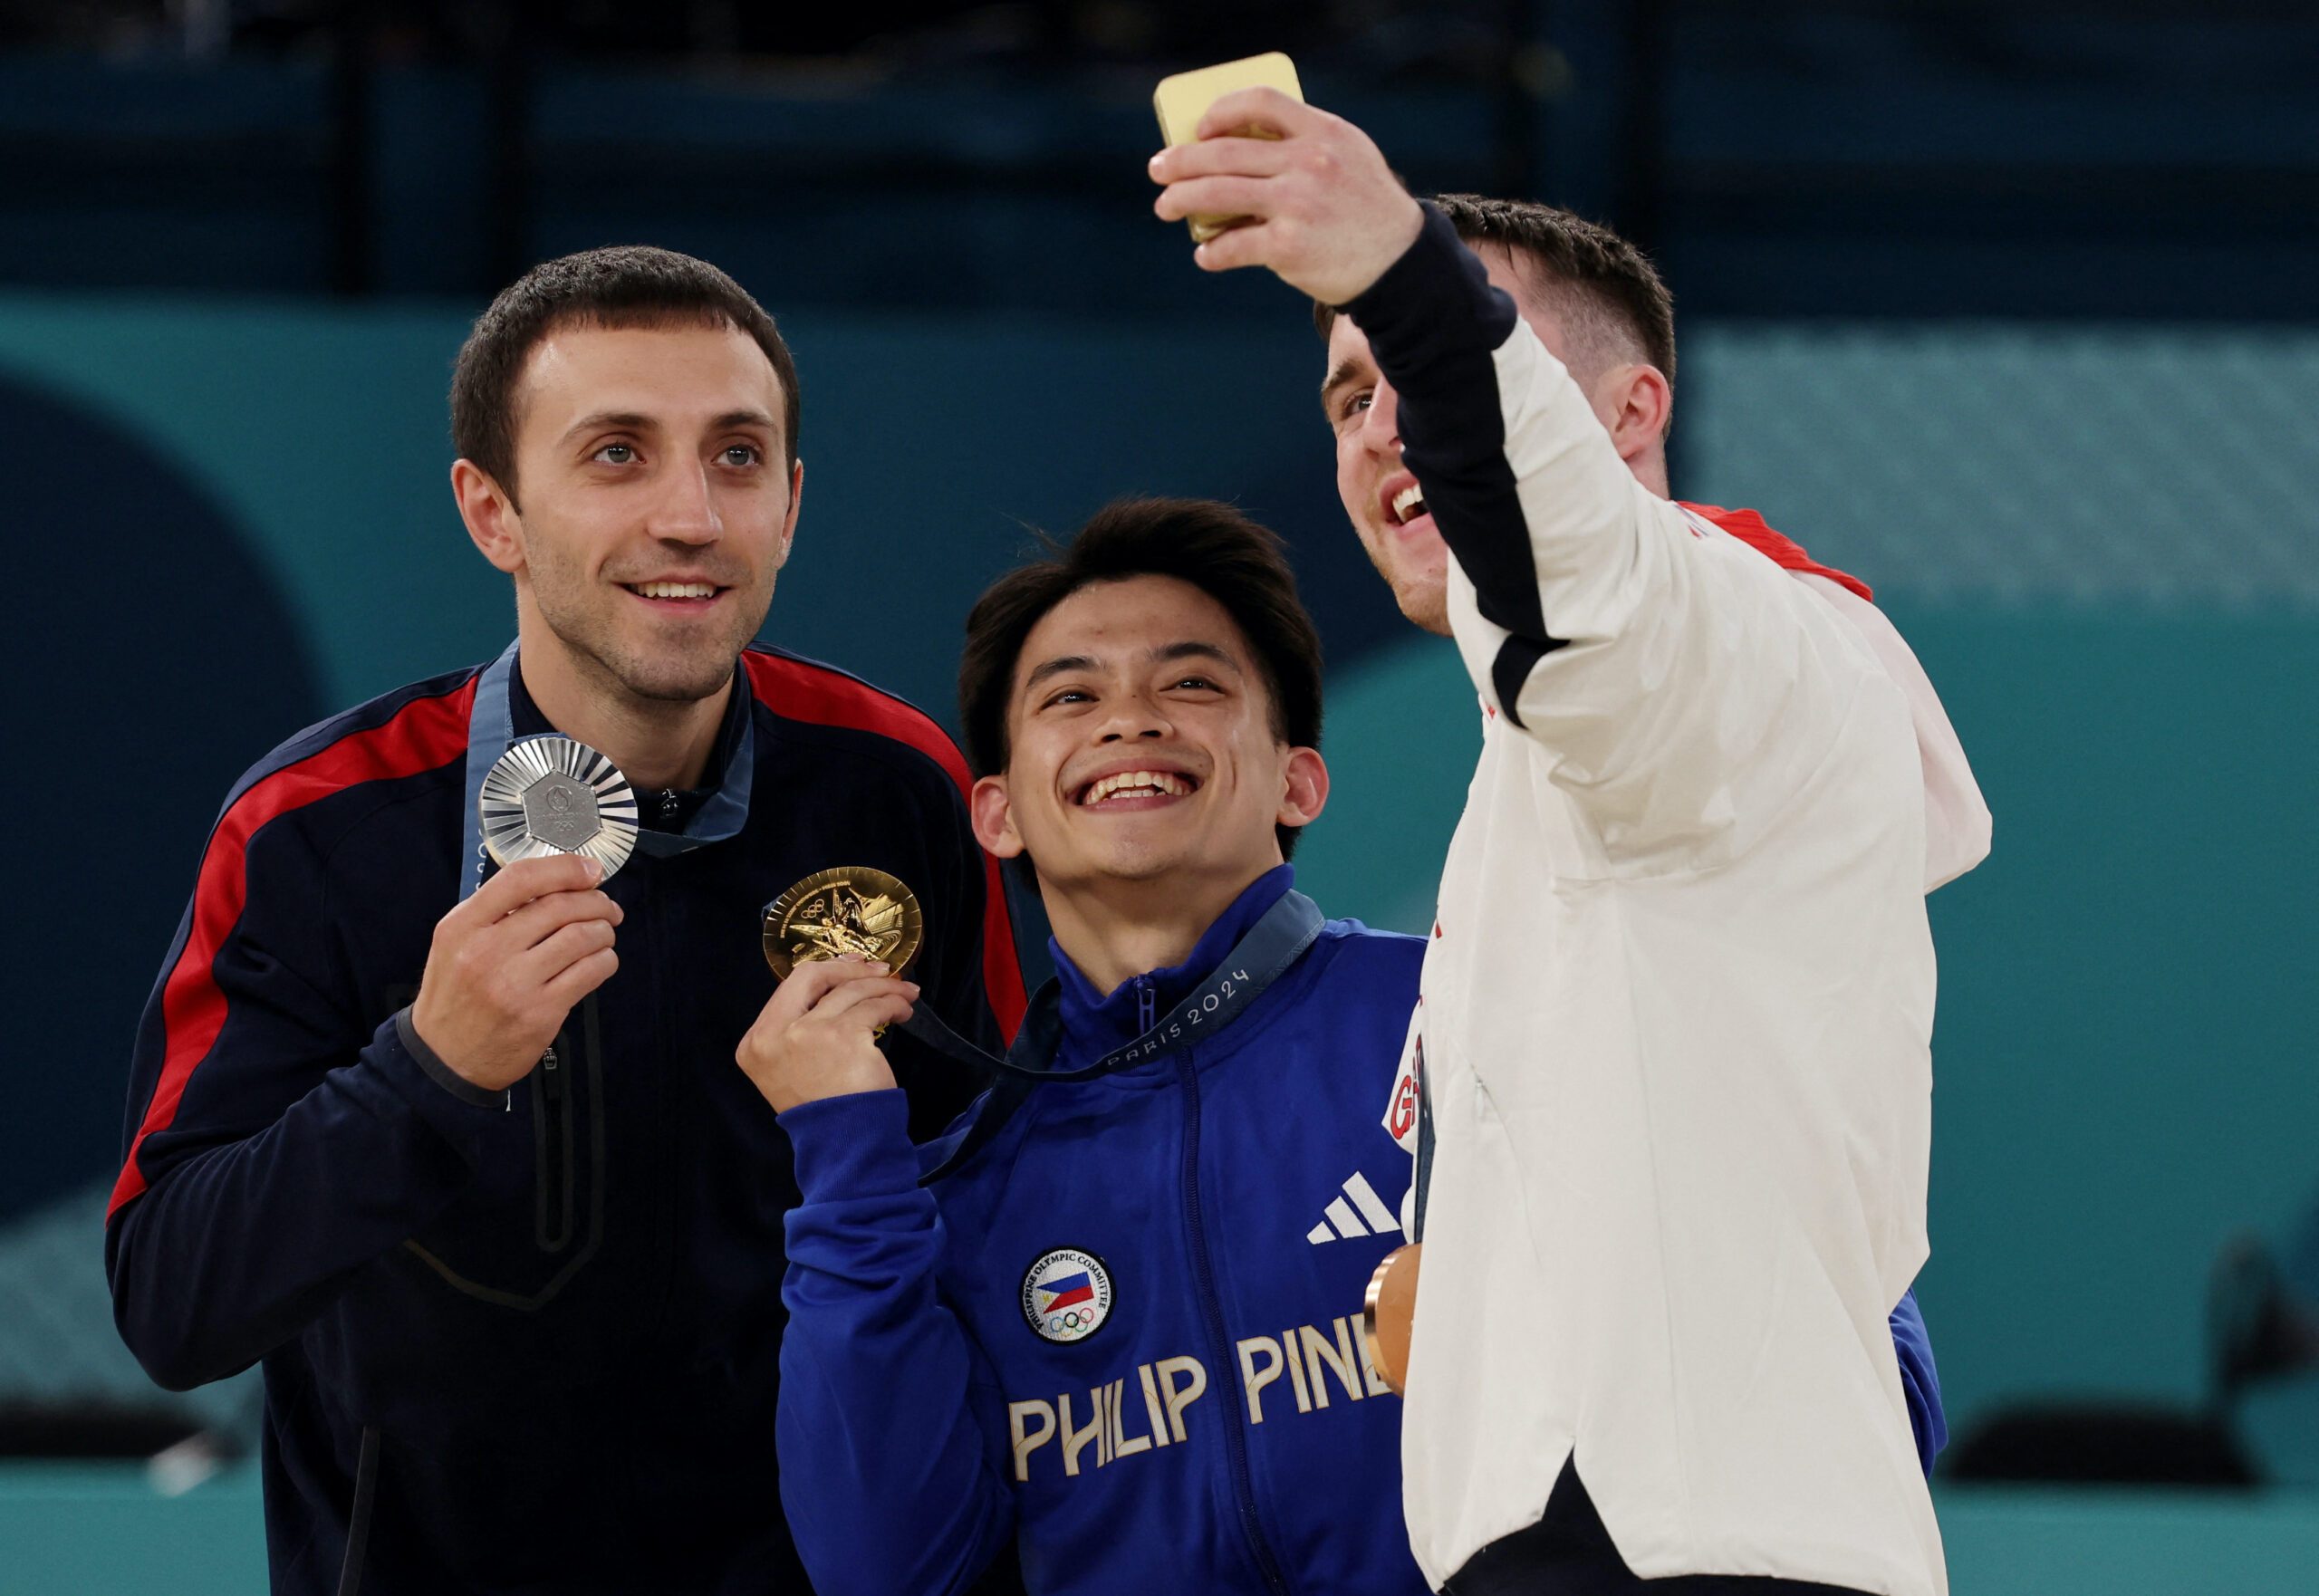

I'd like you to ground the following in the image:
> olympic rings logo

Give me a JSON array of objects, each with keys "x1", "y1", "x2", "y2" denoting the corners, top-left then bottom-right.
[{"x1": 1021, "y1": 1247, "x2": 1114, "y2": 1344}]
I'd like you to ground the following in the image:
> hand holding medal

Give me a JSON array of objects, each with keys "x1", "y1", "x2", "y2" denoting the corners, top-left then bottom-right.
[
  {"x1": 407, "y1": 736, "x2": 635, "y2": 1093},
  {"x1": 760, "y1": 867, "x2": 923, "y2": 980},
  {"x1": 735, "y1": 867, "x2": 927, "y2": 1114}
]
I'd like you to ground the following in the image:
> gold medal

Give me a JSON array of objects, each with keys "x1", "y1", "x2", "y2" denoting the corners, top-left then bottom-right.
[{"x1": 762, "y1": 867, "x2": 924, "y2": 981}]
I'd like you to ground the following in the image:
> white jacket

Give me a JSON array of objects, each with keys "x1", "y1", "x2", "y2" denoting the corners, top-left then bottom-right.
[{"x1": 1351, "y1": 209, "x2": 1987, "y2": 1595}]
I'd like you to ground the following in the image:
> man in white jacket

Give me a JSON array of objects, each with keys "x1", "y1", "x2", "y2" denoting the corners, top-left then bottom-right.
[{"x1": 1152, "y1": 96, "x2": 1987, "y2": 1596}]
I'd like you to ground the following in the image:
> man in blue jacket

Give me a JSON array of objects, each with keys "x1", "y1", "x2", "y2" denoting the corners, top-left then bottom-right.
[
  {"x1": 107, "y1": 245, "x2": 1023, "y2": 1594},
  {"x1": 749, "y1": 496, "x2": 1943, "y2": 1596}
]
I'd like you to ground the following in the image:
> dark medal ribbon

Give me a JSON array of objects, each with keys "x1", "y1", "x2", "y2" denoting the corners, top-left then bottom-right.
[
  {"x1": 900, "y1": 889, "x2": 1326, "y2": 1083},
  {"x1": 913, "y1": 889, "x2": 1326, "y2": 1185}
]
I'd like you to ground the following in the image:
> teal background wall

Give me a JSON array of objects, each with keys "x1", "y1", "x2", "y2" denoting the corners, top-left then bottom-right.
[
  {"x1": 3, "y1": 293, "x2": 2314, "y2": 1590},
  {"x1": 0, "y1": 293, "x2": 1387, "y2": 720}
]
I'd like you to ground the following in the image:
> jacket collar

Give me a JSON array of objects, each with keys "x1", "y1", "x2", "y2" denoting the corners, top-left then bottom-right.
[
  {"x1": 507, "y1": 653, "x2": 754, "y2": 833},
  {"x1": 1048, "y1": 864, "x2": 1295, "y2": 1067}
]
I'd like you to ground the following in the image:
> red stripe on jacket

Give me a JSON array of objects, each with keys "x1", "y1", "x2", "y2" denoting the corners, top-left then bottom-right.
[
  {"x1": 1679, "y1": 502, "x2": 1873, "y2": 603},
  {"x1": 742, "y1": 651, "x2": 1028, "y2": 1041},
  {"x1": 107, "y1": 679, "x2": 479, "y2": 1222}
]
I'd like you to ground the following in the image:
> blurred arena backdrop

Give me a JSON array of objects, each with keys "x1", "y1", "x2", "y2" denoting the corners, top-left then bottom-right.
[{"x1": 3, "y1": 1, "x2": 2317, "y2": 1591}]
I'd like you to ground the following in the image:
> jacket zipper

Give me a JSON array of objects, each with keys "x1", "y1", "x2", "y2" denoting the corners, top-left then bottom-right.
[
  {"x1": 535, "y1": 1043, "x2": 572, "y2": 1250},
  {"x1": 1178, "y1": 1049, "x2": 1291, "y2": 1595},
  {"x1": 1135, "y1": 976, "x2": 1157, "y2": 1034}
]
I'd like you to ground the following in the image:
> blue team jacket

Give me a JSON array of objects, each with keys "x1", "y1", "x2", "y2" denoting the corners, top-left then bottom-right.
[{"x1": 776, "y1": 867, "x2": 1946, "y2": 1596}]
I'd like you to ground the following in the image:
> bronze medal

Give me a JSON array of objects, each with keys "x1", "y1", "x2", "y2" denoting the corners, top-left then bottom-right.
[
  {"x1": 1362, "y1": 1242, "x2": 1420, "y2": 1398},
  {"x1": 762, "y1": 867, "x2": 924, "y2": 981}
]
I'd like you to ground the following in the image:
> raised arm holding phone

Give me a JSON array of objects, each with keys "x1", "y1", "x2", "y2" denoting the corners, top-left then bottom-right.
[{"x1": 1154, "y1": 82, "x2": 1985, "y2": 1596}]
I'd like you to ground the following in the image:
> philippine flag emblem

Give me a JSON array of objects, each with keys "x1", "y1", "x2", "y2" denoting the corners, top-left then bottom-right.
[{"x1": 1020, "y1": 1247, "x2": 1115, "y2": 1344}]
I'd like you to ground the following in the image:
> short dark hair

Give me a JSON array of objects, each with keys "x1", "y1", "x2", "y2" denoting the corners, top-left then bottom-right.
[
  {"x1": 449, "y1": 245, "x2": 802, "y2": 504},
  {"x1": 1316, "y1": 193, "x2": 1676, "y2": 390},
  {"x1": 959, "y1": 497, "x2": 1324, "y2": 859}
]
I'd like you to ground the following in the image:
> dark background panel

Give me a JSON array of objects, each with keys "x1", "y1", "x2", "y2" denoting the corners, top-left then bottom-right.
[
  {"x1": 0, "y1": 371, "x2": 323, "y2": 1220},
  {"x1": 4, "y1": 2, "x2": 2315, "y2": 319}
]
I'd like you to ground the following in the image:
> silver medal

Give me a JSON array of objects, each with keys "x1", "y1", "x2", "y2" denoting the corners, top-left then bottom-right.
[{"x1": 476, "y1": 736, "x2": 640, "y2": 879}]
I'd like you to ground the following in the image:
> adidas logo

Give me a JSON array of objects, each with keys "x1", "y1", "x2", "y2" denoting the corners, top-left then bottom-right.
[{"x1": 1305, "y1": 1172, "x2": 1402, "y2": 1245}]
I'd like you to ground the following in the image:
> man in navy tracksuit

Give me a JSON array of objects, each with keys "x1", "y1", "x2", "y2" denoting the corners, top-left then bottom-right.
[
  {"x1": 752, "y1": 499, "x2": 1943, "y2": 1596},
  {"x1": 106, "y1": 246, "x2": 1022, "y2": 1593}
]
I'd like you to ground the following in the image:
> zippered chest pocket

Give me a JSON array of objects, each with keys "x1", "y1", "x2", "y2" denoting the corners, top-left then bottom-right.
[{"x1": 397, "y1": 992, "x2": 608, "y2": 1311}]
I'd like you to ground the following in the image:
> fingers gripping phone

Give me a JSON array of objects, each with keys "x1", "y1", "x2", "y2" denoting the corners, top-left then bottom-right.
[{"x1": 1153, "y1": 52, "x2": 1304, "y2": 244}]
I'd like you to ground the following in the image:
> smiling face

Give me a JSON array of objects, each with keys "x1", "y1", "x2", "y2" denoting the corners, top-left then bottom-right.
[
  {"x1": 971, "y1": 573, "x2": 1325, "y2": 899},
  {"x1": 462, "y1": 318, "x2": 801, "y2": 707},
  {"x1": 1323, "y1": 247, "x2": 1624, "y2": 636},
  {"x1": 1323, "y1": 302, "x2": 1453, "y2": 634}
]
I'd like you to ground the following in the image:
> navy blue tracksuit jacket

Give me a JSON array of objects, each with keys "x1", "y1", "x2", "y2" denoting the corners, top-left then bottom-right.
[
  {"x1": 775, "y1": 868, "x2": 1945, "y2": 1596},
  {"x1": 107, "y1": 646, "x2": 1022, "y2": 1594}
]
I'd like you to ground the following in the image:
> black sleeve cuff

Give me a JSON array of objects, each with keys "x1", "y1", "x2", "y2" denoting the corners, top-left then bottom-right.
[
  {"x1": 1337, "y1": 202, "x2": 1520, "y2": 395},
  {"x1": 393, "y1": 1007, "x2": 508, "y2": 1110}
]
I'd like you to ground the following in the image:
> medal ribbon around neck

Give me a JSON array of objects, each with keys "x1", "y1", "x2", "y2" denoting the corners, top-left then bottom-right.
[
  {"x1": 458, "y1": 640, "x2": 757, "y2": 901},
  {"x1": 898, "y1": 889, "x2": 1325, "y2": 1083}
]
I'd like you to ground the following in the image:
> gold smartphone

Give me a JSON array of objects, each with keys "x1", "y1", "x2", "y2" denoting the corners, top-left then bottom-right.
[{"x1": 1153, "y1": 52, "x2": 1304, "y2": 244}]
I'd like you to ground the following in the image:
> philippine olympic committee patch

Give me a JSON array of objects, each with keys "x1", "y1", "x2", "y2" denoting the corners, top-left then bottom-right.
[{"x1": 1020, "y1": 1247, "x2": 1114, "y2": 1344}]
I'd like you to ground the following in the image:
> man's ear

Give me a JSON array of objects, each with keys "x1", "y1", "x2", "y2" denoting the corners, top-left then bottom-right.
[
  {"x1": 1276, "y1": 746, "x2": 1330, "y2": 833},
  {"x1": 774, "y1": 457, "x2": 803, "y2": 572},
  {"x1": 452, "y1": 459, "x2": 524, "y2": 576},
  {"x1": 1598, "y1": 363, "x2": 1673, "y2": 471},
  {"x1": 970, "y1": 773, "x2": 1025, "y2": 860}
]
